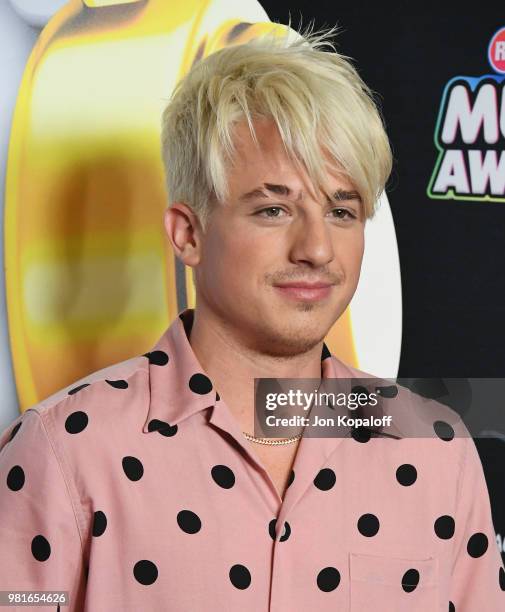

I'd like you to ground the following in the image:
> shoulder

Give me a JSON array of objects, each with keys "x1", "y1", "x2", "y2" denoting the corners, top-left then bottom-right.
[
  {"x1": 1, "y1": 353, "x2": 149, "y2": 449},
  {"x1": 38, "y1": 353, "x2": 148, "y2": 411},
  {"x1": 329, "y1": 354, "x2": 469, "y2": 464}
]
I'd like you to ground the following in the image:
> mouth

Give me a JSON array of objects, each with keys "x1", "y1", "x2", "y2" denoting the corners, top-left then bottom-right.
[{"x1": 273, "y1": 283, "x2": 334, "y2": 302}]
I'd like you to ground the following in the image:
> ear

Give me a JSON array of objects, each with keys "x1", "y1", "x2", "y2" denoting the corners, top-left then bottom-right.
[{"x1": 164, "y1": 203, "x2": 203, "y2": 267}]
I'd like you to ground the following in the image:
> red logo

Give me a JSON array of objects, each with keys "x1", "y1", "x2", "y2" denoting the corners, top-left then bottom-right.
[{"x1": 488, "y1": 27, "x2": 505, "y2": 74}]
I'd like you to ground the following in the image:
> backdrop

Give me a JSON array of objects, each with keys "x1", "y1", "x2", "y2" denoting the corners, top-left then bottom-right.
[{"x1": 0, "y1": 0, "x2": 503, "y2": 565}]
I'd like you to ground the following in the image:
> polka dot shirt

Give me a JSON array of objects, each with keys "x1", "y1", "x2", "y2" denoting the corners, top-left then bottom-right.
[{"x1": 0, "y1": 308, "x2": 504, "y2": 611}]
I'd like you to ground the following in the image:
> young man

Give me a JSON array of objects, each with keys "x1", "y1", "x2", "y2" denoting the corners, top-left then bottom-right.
[{"x1": 1, "y1": 25, "x2": 504, "y2": 611}]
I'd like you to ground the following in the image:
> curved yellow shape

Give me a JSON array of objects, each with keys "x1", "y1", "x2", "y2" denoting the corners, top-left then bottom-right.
[
  {"x1": 84, "y1": 1, "x2": 143, "y2": 6},
  {"x1": 5, "y1": 0, "x2": 357, "y2": 411}
]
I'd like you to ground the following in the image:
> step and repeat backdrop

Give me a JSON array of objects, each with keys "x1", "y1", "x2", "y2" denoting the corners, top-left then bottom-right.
[{"x1": 0, "y1": 0, "x2": 503, "y2": 564}]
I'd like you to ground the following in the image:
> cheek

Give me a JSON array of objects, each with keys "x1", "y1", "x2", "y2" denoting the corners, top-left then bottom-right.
[
  {"x1": 201, "y1": 233, "x2": 253, "y2": 286},
  {"x1": 210, "y1": 228, "x2": 264, "y2": 268},
  {"x1": 340, "y1": 233, "x2": 365, "y2": 276}
]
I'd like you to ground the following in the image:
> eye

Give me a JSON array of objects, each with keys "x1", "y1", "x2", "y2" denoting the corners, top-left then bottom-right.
[
  {"x1": 253, "y1": 206, "x2": 357, "y2": 221},
  {"x1": 330, "y1": 208, "x2": 357, "y2": 221},
  {"x1": 254, "y1": 206, "x2": 287, "y2": 218}
]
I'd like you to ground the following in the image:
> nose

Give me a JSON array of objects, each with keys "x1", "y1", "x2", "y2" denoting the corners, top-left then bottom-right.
[{"x1": 288, "y1": 209, "x2": 335, "y2": 268}]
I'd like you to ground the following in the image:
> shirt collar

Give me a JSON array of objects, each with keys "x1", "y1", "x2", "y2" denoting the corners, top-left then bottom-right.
[{"x1": 142, "y1": 308, "x2": 335, "y2": 433}]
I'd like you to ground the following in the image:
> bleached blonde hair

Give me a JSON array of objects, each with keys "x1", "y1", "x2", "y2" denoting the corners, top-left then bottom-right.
[{"x1": 161, "y1": 23, "x2": 392, "y2": 231}]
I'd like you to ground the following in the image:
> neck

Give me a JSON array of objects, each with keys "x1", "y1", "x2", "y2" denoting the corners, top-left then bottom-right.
[{"x1": 187, "y1": 304, "x2": 324, "y2": 433}]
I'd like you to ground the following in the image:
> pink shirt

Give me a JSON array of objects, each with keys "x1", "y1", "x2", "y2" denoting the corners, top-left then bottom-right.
[{"x1": 1, "y1": 308, "x2": 504, "y2": 611}]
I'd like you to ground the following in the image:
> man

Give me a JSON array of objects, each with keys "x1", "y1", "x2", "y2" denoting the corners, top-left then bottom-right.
[{"x1": 1, "y1": 24, "x2": 504, "y2": 612}]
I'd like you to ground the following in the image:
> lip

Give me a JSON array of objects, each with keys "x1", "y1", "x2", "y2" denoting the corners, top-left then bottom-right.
[
  {"x1": 274, "y1": 283, "x2": 333, "y2": 302},
  {"x1": 275, "y1": 282, "x2": 333, "y2": 289}
]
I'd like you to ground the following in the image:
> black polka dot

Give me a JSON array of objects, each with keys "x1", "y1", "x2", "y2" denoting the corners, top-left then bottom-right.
[
  {"x1": 268, "y1": 519, "x2": 291, "y2": 542},
  {"x1": 188, "y1": 373, "x2": 213, "y2": 395},
  {"x1": 396, "y1": 464, "x2": 417, "y2": 486},
  {"x1": 449, "y1": 602, "x2": 455, "y2": 612},
  {"x1": 351, "y1": 425, "x2": 372, "y2": 443},
  {"x1": 317, "y1": 567, "x2": 341, "y2": 592},
  {"x1": 147, "y1": 419, "x2": 178, "y2": 437},
  {"x1": 433, "y1": 420, "x2": 455, "y2": 441},
  {"x1": 434, "y1": 515, "x2": 455, "y2": 540},
  {"x1": 68, "y1": 383, "x2": 90, "y2": 395},
  {"x1": 467, "y1": 532, "x2": 488, "y2": 558},
  {"x1": 229, "y1": 564, "x2": 251, "y2": 589},
  {"x1": 287, "y1": 469, "x2": 295, "y2": 488},
  {"x1": 401, "y1": 568, "x2": 420, "y2": 592},
  {"x1": 351, "y1": 385, "x2": 368, "y2": 395},
  {"x1": 6, "y1": 465, "x2": 25, "y2": 491},
  {"x1": 145, "y1": 351, "x2": 169, "y2": 366},
  {"x1": 122, "y1": 456, "x2": 144, "y2": 481},
  {"x1": 357, "y1": 513, "x2": 380, "y2": 537},
  {"x1": 314, "y1": 468, "x2": 336, "y2": 491},
  {"x1": 105, "y1": 379, "x2": 128, "y2": 389},
  {"x1": 376, "y1": 384, "x2": 398, "y2": 398},
  {"x1": 133, "y1": 560, "x2": 158, "y2": 585},
  {"x1": 211, "y1": 465, "x2": 235, "y2": 489},
  {"x1": 280, "y1": 522, "x2": 291, "y2": 542},
  {"x1": 9, "y1": 421, "x2": 22, "y2": 441},
  {"x1": 31, "y1": 535, "x2": 51, "y2": 561},
  {"x1": 499, "y1": 566, "x2": 505, "y2": 590},
  {"x1": 65, "y1": 411, "x2": 88, "y2": 434},
  {"x1": 177, "y1": 510, "x2": 201, "y2": 534},
  {"x1": 92, "y1": 511, "x2": 107, "y2": 537}
]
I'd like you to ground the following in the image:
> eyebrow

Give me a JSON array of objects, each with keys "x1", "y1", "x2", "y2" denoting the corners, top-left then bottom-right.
[{"x1": 238, "y1": 183, "x2": 362, "y2": 204}]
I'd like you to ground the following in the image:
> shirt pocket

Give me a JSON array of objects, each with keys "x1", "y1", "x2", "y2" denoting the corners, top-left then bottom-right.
[{"x1": 349, "y1": 551, "x2": 439, "y2": 612}]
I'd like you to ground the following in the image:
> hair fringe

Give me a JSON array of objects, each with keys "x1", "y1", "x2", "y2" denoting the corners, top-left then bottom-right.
[{"x1": 161, "y1": 20, "x2": 392, "y2": 231}]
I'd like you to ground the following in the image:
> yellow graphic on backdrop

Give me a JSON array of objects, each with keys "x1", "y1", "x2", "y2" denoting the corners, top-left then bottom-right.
[{"x1": 5, "y1": 0, "x2": 358, "y2": 411}]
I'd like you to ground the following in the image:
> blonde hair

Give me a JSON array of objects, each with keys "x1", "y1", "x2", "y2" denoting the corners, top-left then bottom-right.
[{"x1": 161, "y1": 22, "x2": 392, "y2": 231}]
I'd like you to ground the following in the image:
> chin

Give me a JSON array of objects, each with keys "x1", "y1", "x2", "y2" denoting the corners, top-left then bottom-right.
[
  {"x1": 249, "y1": 318, "x2": 325, "y2": 357},
  {"x1": 262, "y1": 335, "x2": 323, "y2": 358}
]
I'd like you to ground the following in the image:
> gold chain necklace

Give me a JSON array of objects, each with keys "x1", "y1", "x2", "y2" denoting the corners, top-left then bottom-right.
[{"x1": 242, "y1": 431, "x2": 303, "y2": 445}]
